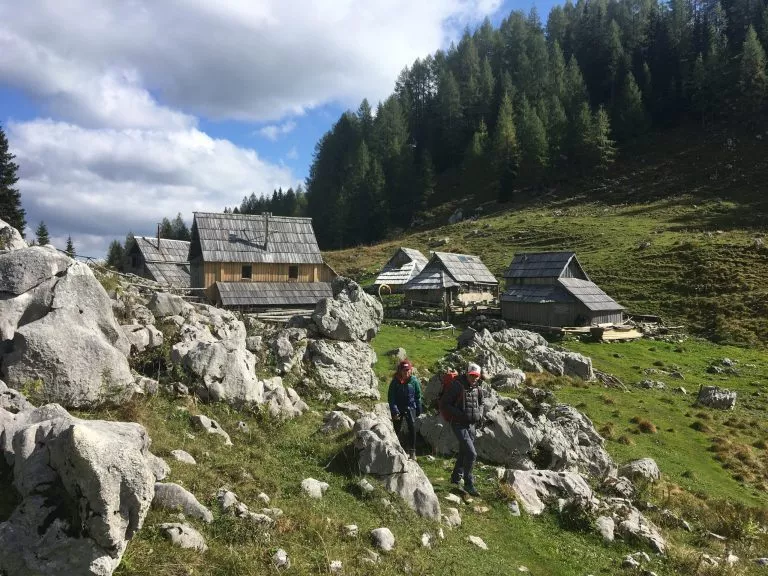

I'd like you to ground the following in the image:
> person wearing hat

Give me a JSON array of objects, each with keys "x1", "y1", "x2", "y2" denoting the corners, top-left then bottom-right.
[
  {"x1": 439, "y1": 361, "x2": 484, "y2": 496},
  {"x1": 388, "y1": 359, "x2": 423, "y2": 459}
]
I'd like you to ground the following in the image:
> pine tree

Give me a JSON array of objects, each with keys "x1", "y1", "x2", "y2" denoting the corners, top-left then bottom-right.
[
  {"x1": 159, "y1": 217, "x2": 173, "y2": 239},
  {"x1": 0, "y1": 124, "x2": 26, "y2": 234},
  {"x1": 35, "y1": 221, "x2": 50, "y2": 245},
  {"x1": 492, "y1": 92, "x2": 520, "y2": 201},
  {"x1": 613, "y1": 71, "x2": 648, "y2": 141},
  {"x1": 106, "y1": 240, "x2": 124, "y2": 269},
  {"x1": 65, "y1": 236, "x2": 75, "y2": 258},
  {"x1": 170, "y1": 213, "x2": 190, "y2": 241},
  {"x1": 739, "y1": 26, "x2": 767, "y2": 113}
]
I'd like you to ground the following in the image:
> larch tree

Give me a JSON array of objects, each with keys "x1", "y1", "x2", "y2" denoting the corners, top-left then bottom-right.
[{"x1": 739, "y1": 26, "x2": 767, "y2": 113}]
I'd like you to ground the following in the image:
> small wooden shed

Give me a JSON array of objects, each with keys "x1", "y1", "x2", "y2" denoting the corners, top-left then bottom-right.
[
  {"x1": 189, "y1": 212, "x2": 336, "y2": 307},
  {"x1": 374, "y1": 247, "x2": 428, "y2": 293},
  {"x1": 403, "y1": 251, "x2": 498, "y2": 307},
  {"x1": 125, "y1": 236, "x2": 191, "y2": 288},
  {"x1": 501, "y1": 251, "x2": 624, "y2": 327}
]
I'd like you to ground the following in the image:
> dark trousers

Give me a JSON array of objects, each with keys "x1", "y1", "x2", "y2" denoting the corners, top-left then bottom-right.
[
  {"x1": 393, "y1": 407, "x2": 416, "y2": 453},
  {"x1": 451, "y1": 423, "x2": 477, "y2": 486}
]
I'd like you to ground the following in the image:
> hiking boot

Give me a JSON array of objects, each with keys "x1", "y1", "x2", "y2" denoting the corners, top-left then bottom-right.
[
  {"x1": 464, "y1": 484, "x2": 480, "y2": 497},
  {"x1": 449, "y1": 475, "x2": 462, "y2": 487}
]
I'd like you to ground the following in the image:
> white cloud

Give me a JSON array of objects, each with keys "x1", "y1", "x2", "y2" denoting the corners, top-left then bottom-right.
[
  {"x1": 259, "y1": 120, "x2": 297, "y2": 141},
  {"x1": 286, "y1": 146, "x2": 299, "y2": 160},
  {"x1": 0, "y1": 0, "x2": 502, "y2": 124},
  {"x1": 9, "y1": 119, "x2": 295, "y2": 256}
]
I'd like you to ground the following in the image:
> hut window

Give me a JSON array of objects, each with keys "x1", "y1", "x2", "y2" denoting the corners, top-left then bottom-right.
[
  {"x1": 241, "y1": 265, "x2": 252, "y2": 279},
  {"x1": 289, "y1": 265, "x2": 299, "y2": 279}
]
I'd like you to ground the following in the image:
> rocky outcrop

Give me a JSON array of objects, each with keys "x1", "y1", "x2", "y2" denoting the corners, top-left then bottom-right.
[
  {"x1": 305, "y1": 339, "x2": 379, "y2": 398},
  {"x1": 272, "y1": 328, "x2": 308, "y2": 374},
  {"x1": 0, "y1": 380, "x2": 33, "y2": 413},
  {"x1": 310, "y1": 277, "x2": 383, "y2": 342},
  {"x1": 524, "y1": 346, "x2": 594, "y2": 380},
  {"x1": 418, "y1": 389, "x2": 614, "y2": 478},
  {"x1": 0, "y1": 241, "x2": 134, "y2": 409},
  {"x1": 0, "y1": 401, "x2": 157, "y2": 575},
  {"x1": 153, "y1": 483, "x2": 213, "y2": 523},
  {"x1": 697, "y1": 386, "x2": 737, "y2": 410},
  {"x1": 618, "y1": 458, "x2": 660, "y2": 483},
  {"x1": 354, "y1": 405, "x2": 440, "y2": 520},
  {"x1": 148, "y1": 292, "x2": 190, "y2": 318},
  {"x1": 121, "y1": 323, "x2": 164, "y2": 353},
  {"x1": 503, "y1": 469, "x2": 594, "y2": 515}
]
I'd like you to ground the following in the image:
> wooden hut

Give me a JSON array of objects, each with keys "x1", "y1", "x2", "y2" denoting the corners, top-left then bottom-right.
[
  {"x1": 374, "y1": 247, "x2": 428, "y2": 293},
  {"x1": 189, "y1": 212, "x2": 336, "y2": 309},
  {"x1": 124, "y1": 236, "x2": 191, "y2": 288},
  {"x1": 501, "y1": 251, "x2": 624, "y2": 327},
  {"x1": 403, "y1": 251, "x2": 498, "y2": 307}
]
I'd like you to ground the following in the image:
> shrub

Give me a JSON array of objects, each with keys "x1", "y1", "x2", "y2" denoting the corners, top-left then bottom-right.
[
  {"x1": 690, "y1": 420, "x2": 713, "y2": 433},
  {"x1": 618, "y1": 435, "x2": 635, "y2": 446}
]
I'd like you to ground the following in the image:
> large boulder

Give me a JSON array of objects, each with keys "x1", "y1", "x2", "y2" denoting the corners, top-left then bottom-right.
[
  {"x1": 418, "y1": 391, "x2": 614, "y2": 478},
  {"x1": 0, "y1": 380, "x2": 33, "y2": 413},
  {"x1": 311, "y1": 277, "x2": 383, "y2": 342},
  {"x1": 525, "y1": 345, "x2": 594, "y2": 380},
  {"x1": 618, "y1": 458, "x2": 660, "y2": 483},
  {"x1": 0, "y1": 250, "x2": 134, "y2": 409},
  {"x1": 148, "y1": 292, "x2": 189, "y2": 318},
  {"x1": 503, "y1": 469, "x2": 594, "y2": 515},
  {"x1": 305, "y1": 339, "x2": 379, "y2": 398},
  {"x1": 121, "y1": 324, "x2": 164, "y2": 354},
  {"x1": 0, "y1": 218, "x2": 27, "y2": 252},
  {"x1": 0, "y1": 402, "x2": 157, "y2": 575},
  {"x1": 697, "y1": 386, "x2": 737, "y2": 410},
  {"x1": 354, "y1": 405, "x2": 441, "y2": 520}
]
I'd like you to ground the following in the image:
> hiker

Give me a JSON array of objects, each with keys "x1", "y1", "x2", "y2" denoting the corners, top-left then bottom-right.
[
  {"x1": 439, "y1": 362, "x2": 484, "y2": 496},
  {"x1": 387, "y1": 359, "x2": 423, "y2": 459}
]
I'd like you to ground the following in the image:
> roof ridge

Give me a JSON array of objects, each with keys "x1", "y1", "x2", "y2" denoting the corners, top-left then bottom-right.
[{"x1": 193, "y1": 211, "x2": 314, "y2": 221}]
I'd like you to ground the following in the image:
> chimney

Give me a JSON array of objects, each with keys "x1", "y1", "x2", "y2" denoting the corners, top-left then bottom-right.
[
  {"x1": 264, "y1": 212, "x2": 270, "y2": 250},
  {"x1": 157, "y1": 223, "x2": 161, "y2": 249}
]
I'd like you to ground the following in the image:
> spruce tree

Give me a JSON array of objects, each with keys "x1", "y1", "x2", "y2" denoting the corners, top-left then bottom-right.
[
  {"x1": 613, "y1": 72, "x2": 648, "y2": 141},
  {"x1": 739, "y1": 26, "x2": 767, "y2": 113},
  {"x1": 65, "y1": 236, "x2": 75, "y2": 258},
  {"x1": 106, "y1": 240, "x2": 124, "y2": 269},
  {"x1": 170, "y1": 213, "x2": 190, "y2": 241},
  {"x1": 0, "y1": 124, "x2": 26, "y2": 234},
  {"x1": 35, "y1": 221, "x2": 50, "y2": 245},
  {"x1": 518, "y1": 98, "x2": 548, "y2": 180},
  {"x1": 493, "y1": 92, "x2": 520, "y2": 202},
  {"x1": 591, "y1": 106, "x2": 617, "y2": 171}
]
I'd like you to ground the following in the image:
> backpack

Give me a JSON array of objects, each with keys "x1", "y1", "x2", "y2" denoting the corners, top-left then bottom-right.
[{"x1": 435, "y1": 370, "x2": 458, "y2": 421}]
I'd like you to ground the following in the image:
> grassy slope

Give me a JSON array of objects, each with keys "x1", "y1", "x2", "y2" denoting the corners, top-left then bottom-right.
[{"x1": 325, "y1": 123, "x2": 768, "y2": 345}]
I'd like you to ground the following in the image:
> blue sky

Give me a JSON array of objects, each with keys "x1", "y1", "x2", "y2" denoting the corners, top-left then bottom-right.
[{"x1": 0, "y1": 0, "x2": 559, "y2": 257}]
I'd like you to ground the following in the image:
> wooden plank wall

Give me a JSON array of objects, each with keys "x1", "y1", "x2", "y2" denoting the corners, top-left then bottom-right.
[{"x1": 202, "y1": 262, "x2": 335, "y2": 289}]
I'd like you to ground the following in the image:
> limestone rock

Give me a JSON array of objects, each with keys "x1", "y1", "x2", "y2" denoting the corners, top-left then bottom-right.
[
  {"x1": 467, "y1": 535, "x2": 488, "y2": 550},
  {"x1": 311, "y1": 277, "x2": 383, "y2": 342},
  {"x1": 121, "y1": 324, "x2": 164, "y2": 353},
  {"x1": 443, "y1": 507, "x2": 462, "y2": 527},
  {"x1": 273, "y1": 549, "x2": 290, "y2": 569},
  {"x1": 301, "y1": 478, "x2": 329, "y2": 499},
  {"x1": 321, "y1": 410, "x2": 355, "y2": 434},
  {"x1": 158, "y1": 523, "x2": 207, "y2": 552},
  {"x1": 525, "y1": 345, "x2": 594, "y2": 380},
  {"x1": 596, "y1": 516, "x2": 615, "y2": 542},
  {"x1": 0, "y1": 245, "x2": 70, "y2": 295},
  {"x1": 0, "y1": 217, "x2": 27, "y2": 252},
  {"x1": 305, "y1": 339, "x2": 379, "y2": 398},
  {"x1": 170, "y1": 450, "x2": 196, "y2": 465},
  {"x1": 190, "y1": 414, "x2": 233, "y2": 446},
  {"x1": 697, "y1": 386, "x2": 737, "y2": 409},
  {"x1": 153, "y1": 483, "x2": 213, "y2": 523},
  {"x1": 490, "y1": 369, "x2": 527, "y2": 390},
  {"x1": 0, "y1": 380, "x2": 33, "y2": 413},
  {"x1": 503, "y1": 470, "x2": 594, "y2": 515},
  {"x1": 354, "y1": 405, "x2": 441, "y2": 520},
  {"x1": 615, "y1": 506, "x2": 666, "y2": 554},
  {"x1": 370, "y1": 527, "x2": 395, "y2": 552},
  {"x1": 618, "y1": 458, "x2": 660, "y2": 483},
  {"x1": 148, "y1": 292, "x2": 189, "y2": 318},
  {"x1": 0, "y1": 404, "x2": 157, "y2": 576}
]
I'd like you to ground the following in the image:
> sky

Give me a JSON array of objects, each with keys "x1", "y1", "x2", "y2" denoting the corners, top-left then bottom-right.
[{"x1": 0, "y1": 0, "x2": 559, "y2": 258}]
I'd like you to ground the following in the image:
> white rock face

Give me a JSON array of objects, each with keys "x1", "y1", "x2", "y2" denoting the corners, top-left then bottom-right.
[
  {"x1": 0, "y1": 380, "x2": 33, "y2": 413},
  {"x1": 153, "y1": 483, "x2": 214, "y2": 523},
  {"x1": 503, "y1": 470, "x2": 594, "y2": 515},
  {"x1": 310, "y1": 277, "x2": 383, "y2": 342},
  {"x1": 0, "y1": 247, "x2": 134, "y2": 409},
  {"x1": 370, "y1": 527, "x2": 395, "y2": 552},
  {"x1": 158, "y1": 523, "x2": 208, "y2": 552},
  {"x1": 467, "y1": 535, "x2": 488, "y2": 550},
  {"x1": 354, "y1": 405, "x2": 441, "y2": 520},
  {"x1": 301, "y1": 478, "x2": 330, "y2": 499},
  {"x1": 321, "y1": 410, "x2": 355, "y2": 434},
  {"x1": 596, "y1": 516, "x2": 615, "y2": 542},
  {"x1": 697, "y1": 386, "x2": 737, "y2": 410},
  {"x1": 305, "y1": 339, "x2": 380, "y2": 398},
  {"x1": 0, "y1": 402, "x2": 157, "y2": 576},
  {"x1": 618, "y1": 458, "x2": 660, "y2": 483},
  {"x1": 442, "y1": 507, "x2": 462, "y2": 527},
  {"x1": 148, "y1": 292, "x2": 190, "y2": 318},
  {"x1": 121, "y1": 324, "x2": 164, "y2": 353}
]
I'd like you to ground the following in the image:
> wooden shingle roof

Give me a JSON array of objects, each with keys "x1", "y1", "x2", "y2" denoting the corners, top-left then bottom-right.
[
  {"x1": 215, "y1": 281, "x2": 332, "y2": 307},
  {"x1": 502, "y1": 278, "x2": 624, "y2": 311},
  {"x1": 500, "y1": 284, "x2": 573, "y2": 304},
  {"x1": 503, "y1": 251, "x2": 586, "y2": 279},
  {"x1": 136, "y1": 236, "x2": 190, "y2": 264},
  {"x1": 375, "y1": 247, "x2": 429, "y2": 286},
  {"x1": 431, "y1": 252, "x2": 498, "y2": 285},
  {"x1": 403, "y1": 268, "x2": 459, "y2": 291},
  {"x1": 558, "y1": 278, "x2": 624, "y2": 311},
  {"x1": 192, "y1": 212, "x2": 323, "y2": 264}
]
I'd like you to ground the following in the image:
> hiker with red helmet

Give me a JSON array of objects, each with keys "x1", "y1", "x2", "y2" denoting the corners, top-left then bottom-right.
[
  {"x1": 439, "y1": 362, "x2": 484, "y2": 496},
  {"x1": 387, "y1": 359, "x2": 423, "y2": 460}
]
